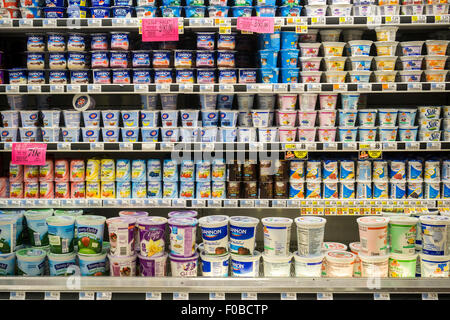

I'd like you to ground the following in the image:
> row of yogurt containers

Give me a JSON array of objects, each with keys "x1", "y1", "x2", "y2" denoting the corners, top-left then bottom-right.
[
  {"x1": 3, "y1": 125, "x2": 448, "y2": 142},
  {"x1": 3, "y1": 178, "x2": 450, "y2": 199}
]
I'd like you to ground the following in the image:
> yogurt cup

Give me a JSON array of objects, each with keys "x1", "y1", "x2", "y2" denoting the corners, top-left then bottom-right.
[
  {"x1": 304, "y1": 5, "x2": 327, "y2": 16},
  {"x1": 339, "y1": 110, "x2": 358, "y2": 126},
  {"x1": 388, "y1": 253, "x2": 417, "y2": 277},
  {"x1": 374, "y1": 41, "x2": 399, "y2": 56},
  {"x1": 78, "y1": 249, "x2": 108, "y2": 276},
  {"x1": 378, "y1": 109, "x2": 398, "y2": 126},
  {"x1": 207, "y1": 5, "x2": 229, "y2": 17},
  {"x1": 389, "y1": 216, "x2": 418, "y2": 255},
  {"x1": 318, "y1": 110, "x2": 336, "y2": 126},
  {"x1": 160, "y1": 127, "x2": 179, "y2": 142},
  {"x1": 317, "y1": 127, "x2": 336, "y2": 142},
  {"x1": 251, "y1": 109, "x2": 272, "y2": 127},
  {"x1": 424, "y1": 55, "x2": 447, "y2": 70},
  {"x1": 63, "y1": 110, "x2": 81, "y2": 127},
  {"x1": 379, "y1": 127, "x2": 398, "y2": 141},
  {"x1": 81, "y1": 127, "x2": 100, "y2": 142},
  {"x1": 300, "y1": 71, "x2": 322, "y2": 83},
  {"x1": 0, "y1": 127, "x2": 18, "y2": 142},
  {"x1": 375, "y1": 27, "x2": 398, "y2": 42},
  {"x1": 46, "y1": 215, "x2": 75, "y2": 254},
  {"x1": 200, "y1": 251, "x2": 229, "y2": 277},
  {"x1": 325, "y1": 71, "x2": 347, "y2": 83},
  {"x1": 357, "y1": 216, "x2": 390, "y2": 256},
  {"x1": 47, "y1": 252, "x2": 76, "y2": 276},
  {"x1": 170, "y1": 252, "x2": 198, "y2": 277},
  {"x1": 277, "y1": 110, "x2": 297, "y2": 127},
  {"x1": 229, "y1": 216, "x2": 259, "y2": 255},
  {"x1": 374, "y1": 56, "x2": 397, "y2": 71},
  {"x1": 61, "y1": 127, "x2": 79, "y2": 142},
  {"x1": 377, "y1": 4, "x2": 400, "y2": 15},
  {"x1": 294, "y1": 216, "x2": 326, "y2": 257},
  {"x1": 24, "y1": 209, "x2": 54, "y2": 247},
  {"x1": 0, "y1": 217, "x2": 16, "y2": 254},
  {"x1": 400, "y1": 56, "x2": 424, "y2": 71},
  {"x1": 348, "y1": 40, "x2": 373, "y2": 57},
  {"x1": 138, "y1": 252, "x2": 167, "y2": 276},
  {"x1": 1, "y1": 110, "x2": 19, "y2": 128},
  {"x1": 168, "y1": 217, "x2": 198, "y2": 258},
  {"x1": 400, "y1": 41, "x2": 424, "y2": 57},
  {"x1": 374, "y1": 70, "x2": 397, "y2": 83},
  {"x1": 420, "y1": 253, "x2": 450, "y2": 277},
  {"x1": 323, "y1": 57, "x2": 346, "y2": 71},
  {"x1": 297, "y1": 111, "x2": 316, "y2": 127},
  {"x1": 108, "y1": 254, "x2": 136, "y2": 276},
  {"x1": 359, "y1": 254, "x2": 389, "y2": 278},
  {"x1": 349, "y1": 56, "x2": 373, "y2": 71},
  {"x1": 41, "y1": 110, "x2": 61, "y2": 128},
  {"x1": 106, "y1": 217, "x2": 135, "y2": 257},
  {"x1": 424, "y1": 70, "x2": 448, "y2": 82},
  {"x1": 419, "y1": 215, "x2": 450, "y2": 255},
  {"x1": 299, "y1": 43, "x2": 321, "y2": 58},
  {"x1": 258, "y1": 32, "x2": 281, "y2": 50},
  {"x1": 76, "y1": 215, "x2": 106, "y2": 255},
  {"x1": 425, "y1": 40, "x2": 449, "y2": 56},
  {"x1": 200, "y1": 127, "x2": 218, "y2": 142},
  {"x1": 16, "y1": 248, "x2": 47, "y2": 276},
  {"x1": 319, "y1": 29, "x2": 342, "y2": 42},
  {"x1": 299, "y1": 93, "x2": 318, "y2": 110},
  {"x1": 277, "y1": 94, "x2": 297, "y2": 111},
  {"x1": 261, "y1": 217, "x2": 292, "y2": 257},
  {"x1": 329, "y1": 3, "x2": 352, "y2": 15},
  {"x1": 322, "y1": 42, "x2": 346, "y2": 57},
  {"x1": 262, "y1": 252, "x2": 292, "y2": 277},
  {"x1": 293, "y1": 252, "x2": 323, "y2": 277},
  {"x1": 353, "y1": 4, "x2": 377, "y2": 16},
  {"x1": 399, "y1": 70, "x2": 422, "y2": 82},
  {"x1": 20, "y1": 110, "x2": 39, "y2": 128},
  {"x1": 258, "y1": 127, "x2": 278, "y2": 142},
  {"x1": 300, "y1": 57, "x2": 322, "y2": 72},
  {"x1": 198, "y1": 215, "x2": 229, "y2": 255},
  {"x1": 324, "y1": 250, "x2": 355, "y2": 277},
  {"x1": 338, "y1": 127, "x2": 357, "y2": 142},
  {"x1": 82, "y1": 110, "x2": 101, "y2": 127},
  {"x1": 341, "y1": 93, "x2": 360, "y2": 110},
  {"x1": 231, "y1": 250, "x2": 261, "y2": 277},
  {"x1": 257, "y1": 94, "x2": 275, "y2": 109}
]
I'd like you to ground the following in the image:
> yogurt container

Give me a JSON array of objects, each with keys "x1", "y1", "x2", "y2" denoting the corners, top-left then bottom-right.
[
  {"x1": 424, "y1": 55, "x2": 447, "y2": 70},
  {"x1": 108, "y1": 254, "x2": 137, "y2": 276},
  {"x1": 231, "y1": 251, "x2": 261, "y2": 277},
  {"x1": 46, "y1": 215, "x2": 75, "y2": 254},
  {"x1": 135, "y1": 5, "x2": 157, "y2": 17},
  {"x1": 324, "y1": 250, "x2": 355, "y2": 277},
  {"x1": 0, "y1": 217, "x2": 16, "y2": 254},
  {"x1": 323, "y1": 57, "x2": 346, "y2": 71},
  {"x1": 24, "y1": 209, "x2": 54, "y2": 247},
  {"x1": 419, "y1": 253, "x2": 450, "y2": 277},
  {"x1": 168, "y1": 217, "x2": 198, "y2": 257},
  {"x1": 262, "y1": 252, "x2": 292, "y2": 277},
  {"x1": 389, "y1": 253, "x2": 417, "y2": 277},
  {"x1": 425, "y1": 40, "x2": 449, "y2": 56},
  {"x1": 261, "y1": 217, "x2": 292, "y2": 257},
  {"x1": 348, "y1": 40, "x2": 373, "y2": 56},
  {"x1": 198, "y1": 215, "x2": 229, "y2": 255},
  {"x1": 229, "y1": 216, "x2": 259, "y2": 255},
  {"x1": 374, "y1": 41, "x2": 398, "y2": 56},
  {"x1": 400, "y1": 41, "x2": 424, "y2": 57},
  {"x1": 359, "y1": 254, "x2": 389, "y2": 277},
  {"x1": 424, "y1": 70, "x2": 447, "y2": 82},
  {"x1": 389, "y1": 216, "x2": 418, "y2": 255},
  {"x1": 16, "y1": 248, "x2": 46, "y2": 276},
  {"x1": 78, "y1": 249, "x2": 107, "y2": 276},
  {"x1": 106, "y1": 217, "x2": 135, "y2": 257},
  {"x1": 299, "y1": 43, "x2": 321, "y2": 58},
  {"x1": 138, "y1": 252, "x2": 168, "y2": 277},
  {"x1": 374, "y1": 56, "x2": 397, "y2": 71},
  {"x1": 349, "y1": 56, "x2": 373, "y2": 71},
  {"x1": 47, "y1": 252, "x2": 77, "y2": 276},
  {"x1": 200, "y1": 251, "x2": 229, "y2": 277},
  {"x1": 322, "y1": 42, "x2": 346, "y2": 57},
  {"x1": 420, "y1": 215, "x2": 450, "y2": 255},
  {"x1": 76, "y1": 215, "x2": 106, "y2": 254},
  {"x1": 400, "y1": 56, "x2": 424, "y2": 71},
  {"x1": 295, "y1": 216, "x2": 326, "y2": 257},
  {"x1": 294, "y1": 252, "x2": 323, "y2": 277},
  {"x1": 20, "y1": 110, "x2": 39, "y2": 128},
  {"x1": 170, "y1": 252, "x2": 198, "y2": 277},
  {"x1": 375, "y1": 27, "x2": 398, "y2": 42},
  {"x1": 357, "y1": 216, "x2": 389, "y2": 256},
  {"x1": 304, "y1": 5, "x2": 327, "y2": 16}
]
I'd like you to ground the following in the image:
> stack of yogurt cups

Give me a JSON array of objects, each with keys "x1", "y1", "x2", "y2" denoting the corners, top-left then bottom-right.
[
  {"x1": 198, "y1": 215, "x2": 230, "y2": 277},
  {"x1": 167, "y1": 210, "x2": 199, "y2": 277},
  {"x1": 418, "y1": 106, "x2": 442, "y2": 142}
]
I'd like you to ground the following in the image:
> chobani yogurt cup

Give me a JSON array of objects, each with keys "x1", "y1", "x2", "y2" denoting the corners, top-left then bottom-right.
[
  {"x1": 24, "y1": 209, "x2": 53, "y2": 247},
  {"x1": 198, "y1": 215, "x2": 229, "y2": 255},
  {"x1": 200, "y1": 251, "x2": 229, "y2": 277},
  {"x1": 78, "y1": 249, "x2": 107, "y2": 276},
  {"x1": 138, "y1": 252, "x2": 167, "y2": 277},
  {"x1": 359, "y1": 254, "x2": 389, "y2": 277},
  {"x1": 388, "y1": 253, "x2": 417, "y2": 277},
  {"x1": 76, "y1": 215, "x2": 106, "y2": 254},
  {"x1": 229, "y1": 216, "x2": 259, "y2": 255},
  {"x1": 168, "y1": 217, "x2": 198, "y2": 257},
  {"x1": 419, "y1": 215, "x2": 450, "y2": 255},
  {"x1": 294, "y1": 216, "x2": 326, "y2": 257},
  {"x1": 357, "y1": 217, "x2": 390, "y2": 256},
  {"x1": 16, "y1": 248, "x2": 47, "y2": 276},
  {"x1": 48, "y1": 252, "x2": 76, "y2": 276},
  {"x1": 231, "y1": 250, "x2": 261, "y2": 277},
  {"x1": 324, "y1": 250, "x2": 355, "y2": 277},
  {"x1": 261, "y1": 217, "x2": 292, "y2": 257},
  {"x1": 46, "y1": 215, "x2": 75, "y2": 254},
  {"x1": 419, "y1": 253, "x2": 450, "y2": 277},
  {"x1": 170, "y1": 252, "x2": 198, "y2": 277},
  {"x1": 108, "y1": 254, "x2": 137, "y2": 276},
  {"x1": 294, "y1": 252, "x2": 323, "y2": 277}
]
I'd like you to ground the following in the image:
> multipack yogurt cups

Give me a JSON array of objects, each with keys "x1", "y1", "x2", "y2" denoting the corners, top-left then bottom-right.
[
  {"x1": 425, "y1": 40, "x2": 449, "y2": 56},
  {"x1": 400, "y1": 55, "x2": 424, "y2": 71},
  {"x1": 322, "y1": 42, "x2": 346, "y2": 57},
  {"x1": 299, "y1": 43, "x2": 321, "y2": 58},
  {"x1": 300, "y1": 57, "x2": 322, "y2": 72},
  {"x1": 323, "y1": 56, "x2": 346, "y2": 71}
]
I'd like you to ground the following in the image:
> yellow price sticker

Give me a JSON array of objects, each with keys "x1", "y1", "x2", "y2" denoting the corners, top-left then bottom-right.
[
  {"x1": 139, "y1": 27, "x2": 142, "y2": 34},
  {"x1": 368, "y1": 150, "x2": 382, "y2": 159},
  {"x1": 219, "y1": 26, "x2": 231, "y2": 34},
  {"x1": 285, "y1": 144, "x2": 296, "y2": 150},
  {"x1": 360, "y1": 144, "x2": 370, "y2": 149},
  {"x1": 435, "y1": 15, "x2": 442, "y2": 22},
  {"x1": 386, "y1": 16, "x2": 392, "y2": 22},
  {"x1": 274, "y1": 25, "x2": 281, "y2": 31},
  {"x1": 295, "y1": 25, "x2": 307, "y2": 34},
  {"x1": 294, "y1": 151, "x2": 308, "y2": 159},
  {"x1": 311, "y1": 17, "x2": 317, "y2": 23}
]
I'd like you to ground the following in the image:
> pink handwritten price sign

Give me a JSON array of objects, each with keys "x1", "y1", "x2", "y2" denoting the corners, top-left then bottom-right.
[
  {"x1": 141, "y1": 18, "x2": 179, "y2": 42},
  {"x1": 236, "y1": 17, "x2": 274, "y2": 34},
  {"x1": 11, "y1": 143, "x2": 47, "y2": 166}
]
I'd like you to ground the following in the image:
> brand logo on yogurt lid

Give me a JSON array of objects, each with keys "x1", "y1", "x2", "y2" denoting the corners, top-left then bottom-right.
[{"x1": 25, "y1": 130, "x2": 34, "y2": 137}]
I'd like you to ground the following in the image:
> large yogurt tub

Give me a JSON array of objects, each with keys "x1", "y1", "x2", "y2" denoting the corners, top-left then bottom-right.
[
  {"x1": 170, "y1": 252, "x2": 198, "y2": 277},
  {"x1": 78, "y1": 249, "x2": 108, "y2": 276},
  {"x1": 48, "y1": 251, "x2": 77, "y2": 276},
  {"x1": 16, "y1": 248, "x2": 47, "y2": 276},
  {"x1": 359, "y1": 254, "x2": 389, "y2": 277},
  {"x1": 293, "y1": 252, "x2": 324, "y2": 277},
  {"x1": 229, "y1": 216, "x2": 259, "y2": 255},
  {"x1": 230, "y1": 250, "x2": 261, "y2": 277},
  {"x1": 294, "y1": 216, "x2": 326, "y2": 257},
  {"x1": 349, "y1": 242, "x2": 361, "y2": 277},
  {"x1": 261, "y1": 217, "x2": 293, "y2": 256},
  {"x1": 262, "y1": 252, "x2": 293, "y2": 277},
  {"x1": 46, "y1": 215, "x2": 75, "y2": 254},
  {"x1": 138, "y1": 252, "x2": 168, "y2": 276},
  {"x1": 108, "y1": 254, "x2": 137, "y2": 276},
  {"x1": 324, "y1": 250, "x2": 355, "y2": 277},
  {"x1": 76, "y1": 215, "x2": 106, "y2": 254},
  {"x1": 322, "y1": 242, "x2": 348, "y2": 252},
  {"x1": 357, "y1": 216, "x2": 389, "y2": 256},
  {"x1": 419, "y1": 215, "x2": 450, "y2": 255},
  {"x1": 24, "y1": 209, "x2": 54, "y2": 247},
  {"x1": 198, "y1": 215, "x2": 229, "y2": 255},
  {"x1": 388, "y1": 253, "x2": 417, "y2": 277},
  {"x1": 0, "y1": 252, "x2": 16, "y2": 275},
  {"x1": 168, "y1": 217, "x2": 198, "y2": 258},
  {"x1": 419, "y1": 253, "x2": 450, "y2": 277},
  {"x1": 200, "y1": 251, "x2": 229, "y2": 277}
]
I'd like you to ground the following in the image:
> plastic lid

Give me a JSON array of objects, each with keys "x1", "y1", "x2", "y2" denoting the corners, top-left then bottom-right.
[
  {"x1": 230, "y1": 250, "x2": 261, "y2": 262},
  {"x1": 168, "y1": 217, "x2": 198, "y2": 226},
  {"x1": 46, "y1": 215, "x2": 75, "y2": 226},
  {"x1": 349, "y1": 242, "x2": 361, "y2": 254},
  {"x1": 357, "y1": 216, "x2": 390, "y2": 227},
  {"x1": 119, "y1": 211, "x2": 149, "y2": 217},
  {"x1": 168, "y1": 210, "x2": 198, "y2": 218},
  {"x1": 262, "y1": 251, "x2": 293, "y2": 263},
  {"x1": 322, "y1": 42, "x2": 346, "y2": 46},
  {"x1": 325, "y1": 250, "x2": 356, "y2": 264},
  {"x1": 348, "y1": 40, "x2": 373, "y2": 45},
  {"x1": 299, "y1": 42, "x2": 322, "y2": 48},
  {"x1": 106, "y1": 216, "x2": 136, "y2": 225},
  {"x1": 47, "y1": 251, "x2": 76, "y2": 261},
  {"x1": 400, "y1": 41, "x2": 424, "y2": 46},
  {"x1": 293, "y1": 252, "x2": 324, "y2": 263},
  {"x1": 16, "y1": 248, "x2": 47, "y2": 259},
  {"x1": 169, "y1": 251, "x2": 199, "y2": 261},
  {"x1": 389, "y1": 216, "x2": 418, "y2": 225},
  {"x1": 419, "y1": 215, "x2": 450, "y2": 225},
  {"x1": 76, "y1": 215, "x2": 106, "y2": 225},
  {"x1": 400, "y1": 55, "x2": 424, "y2": 61},
  {"x1": 137, "y1": 216, "x2": 168, "y2": 226},
  {"x1": 229, "y1": 216, "x2": 259, "y2": 227},
  {"x1": 200, "y1": 250, "x2": 229, "y2": 262},
  {"x1": 199, "y1": 215, "x2": 229, "y2": 227},
  {"x1": 389, "y1": 252, "x2": 418, "y2": 261},
  {"x1": 261, "y1": 217, "x2": 293, "y2": 227},
  {"x1": 322, "y1": 242, "x2": 348, "y2": 252},
  {"x1": 295, "y1": 216, "x2": 327, "y2": 228},
  {"x1": 358, "y1": 253, "x2": 390, "y2": 263},
  {"x1": 419, "y1": 253, "x2": 450, "y2": 262}
]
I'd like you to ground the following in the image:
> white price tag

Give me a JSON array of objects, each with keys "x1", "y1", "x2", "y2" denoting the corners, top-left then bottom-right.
[
  {"x1": 272, "y1": 200, "x2": 287, "y2": 208},
  {"x1": 281, "y1": 293, "x2": 297, "y2": 300},
  {"x1": 88, "y1": 84, "x2": 101, "y2": 93},
  {"x1": 91, "y1": 143, "x2": 104, "y2": 151},
  {"x1": 382, "y1": 142, "x2": 396, "y2": 151},
  {"x1": 240, "y1": 200, "x2": 255, "y2": 208},
  {"x1": 307, "y1": 83, "x2": 321, "y2": 92},
  {"x1": 160, "y1": 142, "x2": 174, "y2": 151},
  {"x1": 385, "y1": 16, "x2": 400, "y2": 24},
  {"x1": 339, "y1": 16, "x2": 354, "y2": 25},
  {"x1": 146, "y1": 292, "x2": 162, "y2": 300},
  {"x1": 119, "y1": 142, "x2": 133, "y2": 151},
  {"x1": 255, "y1": 199, "x2": 269, "y2": 208},
  {"x1": 242, "y1": 293, "x2": 257, "y2": 300},
  {"x1": 407, "y1": 83, "x2": 422, "y2": 91},
  {"x1": 367, "y1": 16, "x2": 382, "y2": 24},
  {"x1": 27, "y1": 85, "x2": 41, "y2": 93},
  {"x1": 246, "y1": 84, "x2": 258, "y2": 93},
  {"x1": 342, "y1": 142, "x2": 357, "y2": 151},
  {"x1": 79, "y1": 292, "x2": 95, "y2": 300},
  {"x1": 431, "y1": 83, "x2": 446, "y2": 91},
  {"x1": 0, "y1": 19, "x2": 12, "y2": 27},
  {"x1": 427, "y1": 142, "x2": 441, "y2": 150},
  {"x1": 208, "y1": 199, "x2": 222, "y2": 208},
  {"x1": 189, "y1": 18, "x2": 202, "y2": 26},
  {"x1": 19, "y1": 19, "x2": 33, "y2": 27},
  {"x1": 57, "y1": 142, "x2": 71, "y2": 151},
  {"x1": 374, "y1": 293, "x2": 390, "y2": 300},
  {"x1": 10, "y1": 292, "x2": 26, "y2": 300},
  {"x1": 422, "y1": 293, "x2": 438, "y2": 300},
  {"x1": 290, "y1": 83, "x2": 304, "y2": 92},
  {"x1": 173, "y1": 199, "x2": 186, "y2": 207},
  {"x1": 310, "y1": 16, "x2": 325, "y2": 25},
  {"x1": 173, "y1": 292, "x2": 189, "y2": 300},
  {"x1": 411, "y1": 15, "x2": 426, "y2": 24},
  {"x1": 67, "y1": 84, "x2": 81, "y2": 93},
  {"x1": 112, "y1": 18, "x2": 125, "y2": 26},
  {"x1": 333, "y1": 84, "x2": 347, "y2": 92},
  {"x1": 209, "y1": 293, "x2": 225, "y2": 300},
  {"x1": 274, "y1": 17, "x2": 285, "y2": 26},
  {"x1": 273, "y1": 84, "x2": 288, "y2": 92},
  {"x1": 357, "y1": 83, "x2": 371, "y2": 92},
  {"x1": 323, "y1": 142, "x2": 338, "y2": 151},
  {"x1": 158, "y1": 199, "x2": 172, "y2": 207},
  {"x1": 6, "y1": 85, "x2": 19, "y2": 93},
  {"x1": 96, "y1": 292, "x2": 112, "y2": 300},
  {"x1": 258, "y1": 84, "x2": 273, "y2": 93},
  {"x1": 142, "y1": 143, "x2": 157, "y2": 151},
  {"x1": 50, "y1": 84, "x2": 65, "y2": 93},
  {"x1": 200, "y1": 84, "x2": 214, "y2": 92},
  {"x1": 198, "y1": 18, "x2": 214, "y2": 27},
  {"x1": 317, "y1": 293, "x2": 333, "y2": 300},
  {"x1": 382, "y1": 83, "x2": 396, "y2": 91},
  {"x1": 219, "y1": 84, "x2": 233, "y2": 92},
  {"x1": 45, "y1": 292, "x2": 60, "y2": 300},
  {"x1": 134, "y1": 84, "x2": 148, "y2": 93},
  {"x1": 192, "y1": 200, "x2": 206, "y2": 208},
  {"x1": 406, "y1": 142, "x2": 420, "y2": 150},
  {"x1": 88, "y1": 18, "x2": 102, "y2": 27},
  {"x1": 180, "y1": 84, "x2": 193, "y2": 92},
  {"x1": 156, "y1": 84, "x2": 170, "y2": 92},
  {"x1": 287, "y1": 200, "x2": 301, "y2": 208},
  {"x1": 43, "y1": 19, "x2": 57, "y2": 27},
  {"x1": 224, "y1": 200, "x2": 238, "y2": 208}
]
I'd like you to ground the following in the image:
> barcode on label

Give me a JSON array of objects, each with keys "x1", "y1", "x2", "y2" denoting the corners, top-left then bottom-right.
[
  {"x1": 34, "y1": 233, "x2": 41, "y2": 246},
  {"x1": 361, "y1": 238, "x2": 367, "y2": 249},
  {"x1": 120, "y1": 247, "x2": 127, "y2": 256}
]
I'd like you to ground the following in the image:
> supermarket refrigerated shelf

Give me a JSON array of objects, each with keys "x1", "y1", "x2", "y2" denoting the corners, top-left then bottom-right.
[
  {"x1": 0, "y1": 16, "x2": 448, "y2": 31},
  {"x1": 1, "y1": 83, "x2": 449, "y2": 95},
  {"x1": 0, "y1": 142, "x2": 447, "y2": 153},
  {"x1": 0, "y1": 198, "x2": 440, "y2": 210},
  {"x1": 1, "y1": 277, "x2": 450, "y2": 294}
]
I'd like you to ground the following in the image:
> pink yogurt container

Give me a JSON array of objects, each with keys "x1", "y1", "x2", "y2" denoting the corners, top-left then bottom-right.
[
  {"x1": 300, "y1": 71, "x2": 322, "y2": 83},
  {"x1": 300, "y1": 57, "x2": 322, "y2": 71},
  {"x1": 297, "y1": 127, "x2": 317, "y2": 142},
  {"x1": 299, "y1": 43, "x2": 321, "y2": 57},
  {"x1": 277, "y1": 94, "x2": 298, "y2": 111},
  {"x1": 318, "y1": 110, "x2": 337, "y2": 127},
  {"x1": 298, "y1": 111, "x2": 317, "y2": 127},
  {"x1": 277, "y1": 111, "x2": 297, "y2": 127},
  {"x1": 299, "y1": 93, "x2": 318, "y2": 111},
  {"x1": 318, "y1": 127, "x2": 337, "y2": 142},
  {"x1": 319, "y1": 93, "x2": 338, "y2": 110},
  {"x1": 279, "y1": 127, "x2": 297, "y2": 143}
]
